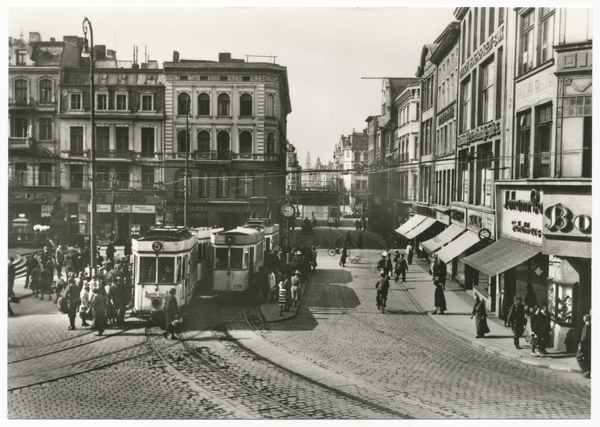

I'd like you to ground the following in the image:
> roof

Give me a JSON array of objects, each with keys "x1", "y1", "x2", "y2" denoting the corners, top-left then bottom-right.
[
  {"x1": 221, "y1": 227, "x2": 261, "y2": 236},
  {"x1": 388, "y1": 78, "x2": 421, "y2": 101},
  {"x1": 416, "y1": 44, "x2": 440, "y2": 77},
  {"x1": 431, "y1": 22, "x2": 461, "y2": 64}
]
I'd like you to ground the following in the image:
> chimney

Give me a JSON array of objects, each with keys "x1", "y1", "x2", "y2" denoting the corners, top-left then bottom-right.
[
  {"x1": 219, "y1": 52, "x2": 231, "y2": 63},
  {"x1": 94, "y1": 45, "x2": 106, "y2": 60},
  {"x1": 106, "y1": 49, "x2": 116, "y2": 59},
  {"x1": 173, "y1": 51, "x2": 179, "y2": 62},
  {"x1": 50, "y1": 37, "x2": 55, "y2": 42},
  {"x1": 29, "y1": 32, "x2": 41, "y2": 42}
]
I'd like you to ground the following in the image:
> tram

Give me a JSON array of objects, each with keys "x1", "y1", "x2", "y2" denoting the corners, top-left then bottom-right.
[
  {"x1": 131, "y1": 226, "x2": 219, "y2": 323},
  {"x1": 327, "y1": 205, "x2": 341, "y2": 227}
]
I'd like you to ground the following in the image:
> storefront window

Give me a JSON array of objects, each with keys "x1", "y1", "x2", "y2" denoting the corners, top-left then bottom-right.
[{"x1": 548, "y1": 281, "x2": 577, "y2": 325}]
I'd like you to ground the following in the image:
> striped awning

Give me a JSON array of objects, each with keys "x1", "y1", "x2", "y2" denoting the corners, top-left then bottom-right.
[
  {"x1": 395, "y1": 214, "x2": 427, "y2": 237},
  {"x1": 403, "y1": 217, "x2": 439, "y2": 240},
  {"x1": 462, "y1": 238, "x2": 542, "y2": 277},
  {"x1": 421, "y1": 223, "x2": 466, "y2": 254},
  {"x1": 436, "y1": 230, "x2": 481, "y2": 264}
]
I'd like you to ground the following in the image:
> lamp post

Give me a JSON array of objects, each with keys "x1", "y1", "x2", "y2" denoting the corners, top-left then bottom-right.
[
  {"x1": 82, "y1": 17, "x2": 96, "y2": 274},
  {"x1": 184, "y1": 94, "x2": 191, "y2": 228}
]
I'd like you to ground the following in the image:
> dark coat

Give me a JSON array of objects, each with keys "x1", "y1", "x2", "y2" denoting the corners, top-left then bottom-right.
[
  {"x1": 340, "y1": 248, "x2": 348, "y2": 264},
  {"x1": 434, "y1": 283, "x2": 447, "y2": 311},
  {"x1": 472, "y1": 299, "x2": 490, "y2": 336},
  {"x1": 376, "y1": 277, "x2": 390, "y2": 297},
  {"x1": 164, "y1": 293, "x2": 178, "y2": 325},
  {"x1": 507, "y1": 302, "x2": 526, "y2": 336},
  {"x1": 90, "y1": 292, "x2": 107, "y2": 331}
]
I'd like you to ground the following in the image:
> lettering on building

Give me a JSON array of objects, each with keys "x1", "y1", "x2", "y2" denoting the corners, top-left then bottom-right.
[
  {"x1": 460, "y1": 25, "x2": 505, "y2": 78},
  {"x1": 458, "y1": 121, "x2": 501, "y2": 146},
  {"x1": 437, "y1": 104, "x2": 455, "y2": 125},
  {"x1": 511, "y1": 220, "x2": 542, "y2": 238},
  {"x1": 11, "y1": 192, "x2": 49, "y2": 203},
  {"x1": 451, "y1": 209, "x2": 465, "y2": 224},
  {"x1": 504, "y1": 189, "x2": 543, "y2": 215},
  {"x1": 545, "y1": 204, "x2": 592, "y2": 233}
]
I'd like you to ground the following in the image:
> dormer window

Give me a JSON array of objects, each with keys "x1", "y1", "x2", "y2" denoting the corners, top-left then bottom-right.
[{"x1": 16, "y1": 50, "x2": 26, "y2": 65}]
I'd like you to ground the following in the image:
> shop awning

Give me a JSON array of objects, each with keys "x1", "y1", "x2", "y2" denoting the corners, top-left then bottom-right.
[
  {"x1": 395, "y1": 214, "x2": 427, "y2": 236},
  {"x1": 421, "y1": 223, "x2": 466, "y2": 254},
  {"x1": 403, "y1": 216, "x2": 439, "y2": 240},
  {"x1": 436, "y1": 230, "x2": 481, "y2": 264},
  {"x1": 462, "y1": 238, "x2": 542, "y2": 277}
]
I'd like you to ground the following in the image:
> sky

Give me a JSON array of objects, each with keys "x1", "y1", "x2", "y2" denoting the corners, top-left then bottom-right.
[{"x1": 6, "y1": 2, "x2": 457, "y2": 165}]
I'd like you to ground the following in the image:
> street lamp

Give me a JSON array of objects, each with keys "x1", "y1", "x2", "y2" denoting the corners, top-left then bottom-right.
[
  {"x1": 82, "y1": 17, "x2": 96, "y2": 274},
  {"x1": 184, "y1": 94, "x2": 191, "y2": 227}
]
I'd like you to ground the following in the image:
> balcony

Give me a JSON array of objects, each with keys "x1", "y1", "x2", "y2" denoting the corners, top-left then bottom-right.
[
  {"x1": 9, "y1": 137, "x2": 32, "y2": 150},
  {"x1": 186, "y1": 150, "x2": 232, "y2": 162},
  {"x1": 96, "y1": 149, "x2": 132, "y2": 160},
  {"x1": 231, "y1": 152, "x2": 282, "y2": 162}
]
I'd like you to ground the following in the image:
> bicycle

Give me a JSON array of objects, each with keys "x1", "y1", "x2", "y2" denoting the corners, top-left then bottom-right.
[
  {"x1": 328, "y1": 247, "x2": 351, "y2": 257},
  {"x1": 377, "y1": 293, "x2": 387, "y2": 313}
]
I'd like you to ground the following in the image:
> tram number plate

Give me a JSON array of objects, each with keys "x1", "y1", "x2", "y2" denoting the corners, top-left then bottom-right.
[
  {"x1": 145, "y1": 291, "x2": 167, "y2": 298},
  {"x1": 233, "y1": 285, "x2": 243, "y2": 290}
]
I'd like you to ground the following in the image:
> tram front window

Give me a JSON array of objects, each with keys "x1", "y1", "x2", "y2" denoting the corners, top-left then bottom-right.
[
  {"x1": 139, "y1": 257, "x2": 156, "y2": 283},
  {"x1": 216, "y1": 248, "x2": 229, "y2": 269},
  {"x1": 158, "y1": 258, "x2": 175, "y2": 283},
  {"x1": 230, "y1": 248, "x2": 243, "y2": 269}
]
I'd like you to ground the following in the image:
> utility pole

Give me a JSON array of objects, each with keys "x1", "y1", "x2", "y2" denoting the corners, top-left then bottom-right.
[{"x1": 184, "y1": 94, "x2": 190, "y2": 227}]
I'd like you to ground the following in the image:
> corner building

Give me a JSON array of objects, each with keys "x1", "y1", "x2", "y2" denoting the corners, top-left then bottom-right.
[{"x1": 162, "y1": 53, "x2": 291, "y2": 230}]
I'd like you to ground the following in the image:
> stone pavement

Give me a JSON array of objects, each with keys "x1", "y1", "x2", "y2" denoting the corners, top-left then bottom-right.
[{"x1": 260, "y1": 248, "x2": 582, "y2": 374}]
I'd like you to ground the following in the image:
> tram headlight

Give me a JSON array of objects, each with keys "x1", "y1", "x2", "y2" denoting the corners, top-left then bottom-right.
[{"x1": 151, "y1": 297, "x2": 163, "y2": 309}]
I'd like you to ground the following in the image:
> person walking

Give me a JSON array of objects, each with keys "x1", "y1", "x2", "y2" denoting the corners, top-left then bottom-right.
[
  {"x1": 65, "y1": 278, "x2": 80, "y2": 330},
  {"x1": 40, "y1": 263, "x2": 54, "y2": 301},
  {"x1": 283, "y1": 273, "x2": 292, "y2": 311},
  {"x1": 8, "y1": 257, "x2": 16, "y2": 299},
  {"x1": 375, "y1": 272, "x2": 390, "y2": 312},
  {"x1": 291, "y1": 271, "x2": 301, "y2": 308},
  {"x1": 163, "y1": 288, "x2": 178, "y2": 340},
  {"x1": 55, "y1": 245, "x2": 65, "y2": 278},
  {"x1": 394, "y1": 253, "x2": 409, "y2": 283},
  {"x1": 114, "y1": 278, "x2": 129, "y2": 326},
  {"x1": 30, "y1": 261, "x2": 42, "y2": 298},
  {"x1": 79, "y1": 284, "x2": 91, "y2": 327},
  {"x1": 384, "y1": 252, "x2": 393, "y2": 278},
  {"x1": 278, "y1": 281, "x2": 287, "y2": 316},
  {"x1": 405, "y1": 242, "x2": 413, "y2": 265},
  {"x1": 432, "y1": 280, "x2": 447, "y2": 315},
  {"x1": 576, "y1": 314, "x2": 591, "y2": 378},
  {"x1": 311, "y1": 246, "x2": 318, "y2": 271},
  {"x1": 505, "y1": 296, "x2": 527, "y2": 349},
  {"x1": 339, "y1": 245, "x2": 348, "y2": 267},
  {"x1": 89, "y1": 287, "x2": 107, "y2": 336},
  {"x1": 471, "y1": 295, "x2": 490, "y2": 338},
  {"x1": 536, "y1": 306, "x2": 552, "y2": 355},
  {"x1": 106, "y1": 241, "x2": 116, "y2": 263},
  {"x1": 24, "y1": 254, "x2": 37, "y2": 289},
  {"x1": 54, "y1": 273, "x2": 66, "y2": 304}
]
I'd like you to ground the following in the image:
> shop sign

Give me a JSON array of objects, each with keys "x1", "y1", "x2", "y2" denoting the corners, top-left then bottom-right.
[
  {"x1": 436, "y1": 211, "x2": 450, "y2": 225},
  {"x1": 500, "y1": 189, "x2": 543, "y2": 244},
  {"x1": 132, "y1": 205, "x2": 156, "y2": 214},
  {"x1": 79, "y1": 194, "x2": 147, "y2": 203},
  {"x1": 415, "y1": 204, "x2": 434, "y2": 217},
  {"x1": 460, "y1": 25, "x2": 504, "y2": 78},
  {"x1": 457, "y1": 120, "x2": 501, "y2": 146},
  {"x1": 189, "y1": 204, "x2": 249, "y2": 212},
  {"x1": 95, "y1": 204, "x2": 111, "y2": 213},
  {"x1": 451, "y1": 206, "x2": 466, "y2": 225},
  {"x1": 114, "y1": 204, "x2": 131, "y2": 213},
  {"x1": 484, "y1": 213, "x2": 495, "y2": 239},
  {"x1": 468, "y1": 211, "x2": 483, "y2": 229},
  {"x1": 11, "y1": 192, "x2": 50, "y2": 203}
]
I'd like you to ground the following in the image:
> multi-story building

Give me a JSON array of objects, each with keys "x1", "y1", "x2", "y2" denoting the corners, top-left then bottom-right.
[
  {"x1": 8, "y1": 32, "x2": 80, "y2": 245},
  {"x1": 162, "y1": 52, "x2": 291, "y2": 231},
  {"x1": 59, "y1": 45, "x2": 165, "y2": 244},
  {"x1": 286, "y1": 143, "x2": 301, "y2": 201},
  {"x1": 335, "y1": 129, "x2": 368, "y2": 215}
]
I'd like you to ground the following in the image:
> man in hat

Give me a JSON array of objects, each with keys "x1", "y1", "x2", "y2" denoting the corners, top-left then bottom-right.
[
  {"x1": 506, "y1": 296, "x2": 527, "y2": 349},
  {"x1": 79, "y1": 283, "x2": 91, "y2": 327},
  {"x1": 65, "y1": 278, "x2": 80, "y2": 330},
  {"x1": 163, "y1": 288, "x2": 178, "y2": 340}
]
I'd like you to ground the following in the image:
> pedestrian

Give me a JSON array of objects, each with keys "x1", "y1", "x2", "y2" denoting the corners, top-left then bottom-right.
[
  {"x1": 40, "y1": 245, "x2": 53, "y2": 266},
  {"x1": 114, "y1": 278, "x2": 129, "y2": 326},
  {"x1": 106, "y1": 241, "x2": 115, "y2": 263},
  {"x1": 278, "y1": 281, "x2": 287, "y2": 316},
  {"x1": 283, "y1": 273, "x2": 292, "y2": 311},
  {"x1": 384, "y1": 252, "x2": 393, "y2": 278},
  {"x1": 339, "y1": 245, "x2": 348, "y2": 267},
  {"x1": 163, "y1": 288, "x2": 178, "y2": 340},
  {"x1": 30, "y1": 262, "x2": 42, "y2": 297},
  {"x1": 432, "y1": 257, "x2": 447, "y2": 290},
  {"x1": 40, "y1": 263, "x2": 54, "y2": 300},
  {"x1": 361, "y1": 216, "x2": 367, "y2": 231},
  {"x1": 355, "y1": 219, "x2": 360, "y2": 231},
  {"x1": 268, "y1": 268, "x2": 278, "y2": 301},
  {"x1": 80, "y1": 245, "x2": 90, "y2": 273},
  {"x1": 536, "y1": 306, "x2": 552, "y2": 354},
  {"x1": 291, "y1": 271, "x2": 301, "y2": 307},
  {"x1": 24, "y1": 254, "x2": 37, "y2": 289},
  {"x1": 471, "y1": 295, "x2": 490, "y2": 338},
  {"x1": 505, "y1": 296, "x2": 526, "y2": 349},
  {"x1": 576, "y1": 314, "x2": 591, "y2": 378},
  {"x1": 55, "y1": 245, "x2": 65, "y2": 277},
  {"x1": 106, "y1": 280, "x2": 118, "y2": 324},
  {"x1": 311, "y1": 246, "x2": 318, "y2": 271},
  {"x1": 8, "y1": 257, "x2": 16, "y2": 298},
  {"x1": 89, "y1": 287, "x2": 107, "y2": 336},
  {"x1": 375, "y1": 272, "x2": 390, "y2": 312},
  {"x1": 405, "y1": 242, "x2": 413, "y2": 265},
  {"x1": 432, "y1": 280, "x2": 447, "y2": 315},
  {"x1": 79, "y1": 284, "x2": 91, "y2": 327},
  {"x1": 358, "y1": 231, "x2": 364, "y2": 249},
  {"x1": 377, "y1": 252, "x2": 387, "y2": 273},
  {"x1": 65, "y1": 278, "x2": 80, "y2": 330},
  {"x1": 54, "y1": 273, "x2": 66, "y2": 304},
  {"x1": 394, "y1": 253, "x2": 409, "y2": 283}
]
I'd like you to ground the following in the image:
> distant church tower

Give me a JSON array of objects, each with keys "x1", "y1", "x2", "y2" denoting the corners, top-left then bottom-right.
[{"x1": 305, "y1": 151, "x2": 311, "y2": 170}]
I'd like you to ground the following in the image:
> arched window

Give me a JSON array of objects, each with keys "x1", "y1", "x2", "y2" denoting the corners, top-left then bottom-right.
[
  {"x1": 15, "y1": 79, "x2": 28, "y2": 102},
  {"x1": 198, "y1": 93, "x2": 210, "y2": 116},
  {"x1": 266, "y1": 132, "x2": 275, "y2": 155},
  {"x1": 178, "y1": 93, "x2": 190, "y2": 116},
  {"x1": 39, "y1": 79, "x2": 52, "y2": 102},
  {"x1": 240, "y1": 93, "x2": 252, "y2": 116},
  {"x1": 198, "y1": 130, "x2": 210, "y2": 152},
  {"x1": 217, "y1": 131, "x2": 230, "y2": 160},
  {"x1": 237, "y1": 172, "x2": 253, "y2": 198},
  {"x1": 218, "y1": 93, "x2": 230, "y2": 116},
  {"x1": 266, "y1": 94, "x2": 275, "y2": 117},
  {"x1": 239, "y1": 131, "x2": 252, "y2": 154},
  {"x1": 198, "y1": 171, "x2": 210, "y2": 198},
  {"x1": 178, "y1": 130, "x2": 190, "y2": 154}
]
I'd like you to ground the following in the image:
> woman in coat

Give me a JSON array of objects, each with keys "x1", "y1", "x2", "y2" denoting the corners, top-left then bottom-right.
[
  {"x1": 90, "y1": 287, "x2": 107, "y2": 336},
  {"x1": 432, "y1": 280, "x2": 446, "y2": 315},
  {"x1": 339, "y1": 245, "x2": 348, "y2": 267},
  {"x1": 39, "y1": 264, "x2": 54, "y2": 300},
  {"x1": 471, "y1": 295, "x2": 490, "y2": 338}
]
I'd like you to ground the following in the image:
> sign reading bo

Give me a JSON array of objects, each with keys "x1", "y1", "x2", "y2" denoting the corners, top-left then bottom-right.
[{"x1": 545, "y1": 203, "x2": 591, "y2": 233}]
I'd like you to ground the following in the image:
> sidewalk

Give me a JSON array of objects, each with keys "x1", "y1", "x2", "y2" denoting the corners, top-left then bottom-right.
[{"x1": 260, "y1": 248, "x2": 582, "y2": 374}]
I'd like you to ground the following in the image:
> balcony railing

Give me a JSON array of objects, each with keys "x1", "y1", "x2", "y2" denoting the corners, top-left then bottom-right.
[{"x1": 9, "y1": 137, "x2": 32, "y2": 149}]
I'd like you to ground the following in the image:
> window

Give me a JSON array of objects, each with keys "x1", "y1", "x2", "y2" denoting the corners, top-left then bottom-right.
[
  {"x1": 240, "y1": 93, "x2": 253, "y2": 116},
  {"x1": 139, "y1": 257, "x2": 156, "y2": 283},
  {"x1": 266, "y1": 94, "x2": 275, "y2": 117},
  {"x1": 473, "y1": 8, "x2": 478, "y2": 49},
  {"x1": 476, "y1": 143, "x2": 493, "y2": 206},
  {"x1": 39, "y1": 163, "x2": 52, "y2": 186},
  {"x1": 96, "y1": 165, "x2": 110, "y2": 189},
  {"x1": 218, "y1": 93, "x2": 230, "y2": 116},
  {"x1": 480, "y1": 8, "x2": 486, "y2": 43},
  {"x1": 16, "y1": 49, "x2": 26, "y2": 65},
  {"x1": 516, "y1": 111, "x2": 531, "y2": 178},
  {"x1": 561, "y1": 97, "x2": 592, "y2": 178},
  {"x1": 198, "y1": 171, "x2": 210, "y2": 198},
  {"x1": 96, "y1": 127, "x2": 110, "y2": 151},
  {"x1": 115, "y1": 165, "x2": 129, "y2": 189},
  {"x1": 39, "y1": 118, "x2": 52, "y2": 140},
  {"x1": 217, "y1": 172, "x2": 229, "y2": 198},
  {"x1": 198, "y1": 93, "x2": 210, "y2": 116},
  {"x1": 520, "y1": 10, "x2": 535, "y2": 74},
  {"x1": 177, "y1": 130, "x2": 190, "y2": 154},
  {"x1": 180, "y1": 76, "x2": 188, "y2": 81},
  {"x1": 15, "y1": 79, "x2": 28, "y2": 102},
  {"x1": 116, "y1": 93, "x2": 127, "y2": 110},
  {"x1": 237, "y1": 172, "x2": 253, "y2": 198},
  {"x1": 198, "y1": 130, "x2": 210, "y2": 152},
  {"x1": 539, "y1": 8, "x2": 555, "y2": 64},
  {"x1": 217, "y1": 131, "x2": 230, "y2": 159},
  {"x1": 489, "y1": 8, "x2": 495, "y2": 35},
  {"x1": 141, "y1": 94, "x2": 153, "y2": 111},
  {"x1": 266, "y1": 132, "x2": 275, "y2": 155},
  {"x1": 97, "y1": 93, "x2": 108, "y2": 110},
  {"x1": 14, "y1": 163, "x2": 28, "y2": 185},
  {"x1": 70, "y1": 127, "x2": 84, "y2": 153},
  {"x1": 142, "y1": 166, "x2": 154, "y2": 190},
  {"x1": 141, "y1": 128, "x2": 155, "y2": 156},
  {"x1": 39, "y1": 80, "x2": 52, "y2": 102},
  {"x1": 498, "y1": 7, "x2": 504, "y2": 26},
  {"x1": 175, "y1": 170, "x2": 185, "y2": 199},
  {"x1": 116, "y1": 127, "x2": 129, "y2": 153},
  {"x1": 239, "y1": 131, "x2": 252, "y2": 154},
  {"x1": 70, "y1": 165, "x2": 84, "y2": 189},
  {"x1": 178, "y1": 93, "x2": 190, "y2": 116},
  {"x1": 480, "y1": 60, "x2": 494, "y2": 124},
  {"x1": 535, "y1": 104, "x2": 552, "y2": 177},
  {"x1": 354, "y1": 152, "x2": 361, "y2": 162},
  {"x1": 13, "y1": 117, "x2": 28, "y2": 137},
  {"x1": 70, "y1": 93, "x2": 81, "y2": 110},
  {"x1": 460, "y1": 77, "x2": 471, "y2": 132}
]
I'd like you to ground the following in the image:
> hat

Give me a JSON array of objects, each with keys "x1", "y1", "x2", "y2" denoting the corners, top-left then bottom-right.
[{"x1": 382, "y1": 252, "x2": 388, "y2": 257}]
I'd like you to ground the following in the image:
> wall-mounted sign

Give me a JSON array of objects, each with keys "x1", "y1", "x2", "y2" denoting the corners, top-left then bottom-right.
[
  {"x1": 457, "y1": 120, "x2": 501, "y2": 146},
  {"x1": 436, "y1": 211, "x2": 450, "y2": 225},
  {"x1": 114, "y1": 204, "x2": 131, "y2": 213},
  {"x1": 132, "y1": 205, "x2": 156, "y2": 214},
  {"x1": 451, "y1": 206, "x2": 466, "y2": 225},
  {"x1": 499, "y1": 188, "x2": 543, "y2": 245},
  {"x1": 460, "y1": 25, "x2": 505, "y2": 78}
]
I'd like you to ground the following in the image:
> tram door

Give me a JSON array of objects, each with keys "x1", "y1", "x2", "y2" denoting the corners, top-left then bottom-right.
[{"x1": 249, "y1": 247, "x2": 255, "y2": 276}]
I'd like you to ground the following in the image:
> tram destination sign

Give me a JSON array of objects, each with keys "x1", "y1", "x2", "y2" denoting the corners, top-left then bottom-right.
[{"x1": 145, "y1": 291, "x2": 168, "y2": 298}]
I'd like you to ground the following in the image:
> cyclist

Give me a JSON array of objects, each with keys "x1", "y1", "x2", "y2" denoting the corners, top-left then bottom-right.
[
  {"x1": 375, "y1": 272, "x2": 390, "y2": 312},
  {"x1": 334, "y1": 236, "x2": 344, "y2": 252}
]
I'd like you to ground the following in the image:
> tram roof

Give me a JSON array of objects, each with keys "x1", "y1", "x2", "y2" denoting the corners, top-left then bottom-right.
[
  {"x1": 221, "y1": 227, "x2": 261, "y2": 235},
  {"x1": 135, "y1": 226, "x2": 194, "y2": 241}
]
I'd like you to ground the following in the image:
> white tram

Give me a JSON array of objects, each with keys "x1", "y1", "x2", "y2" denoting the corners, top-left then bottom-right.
[{"x1": 131, "y1": 226, "x2": 219, "y2": 322}]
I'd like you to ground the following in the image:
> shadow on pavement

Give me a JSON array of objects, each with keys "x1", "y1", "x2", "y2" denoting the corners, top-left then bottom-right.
[{"x1": 311, "y1": 269, "x2": 353, "y2": 284}]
